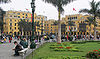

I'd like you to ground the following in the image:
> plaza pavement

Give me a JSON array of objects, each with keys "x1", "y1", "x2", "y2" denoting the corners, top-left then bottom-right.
[{"x1": 0, "y1": 39, "x2": 36, "y2": 59}]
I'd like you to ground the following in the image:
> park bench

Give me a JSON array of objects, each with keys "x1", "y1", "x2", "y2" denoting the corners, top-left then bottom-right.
[{"x1": 18, "y1": 47, "x2": 29, "y2": 56}]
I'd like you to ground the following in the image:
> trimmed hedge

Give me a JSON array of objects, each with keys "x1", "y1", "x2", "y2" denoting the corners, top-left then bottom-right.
[
  {"x1": 39, "y1": 56, "x2": 86, "y2": 59},
  {"x1": 71, "y1": 41, "x2": 86, "y2": 44},
  {"x1": 71, "y1": 40, "x2": 100, "y2": 44}
]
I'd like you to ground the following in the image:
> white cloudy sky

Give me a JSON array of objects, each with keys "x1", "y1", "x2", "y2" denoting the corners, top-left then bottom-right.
[{"x1": 0, "y1": 0, "x2": 99, "y2": 20}]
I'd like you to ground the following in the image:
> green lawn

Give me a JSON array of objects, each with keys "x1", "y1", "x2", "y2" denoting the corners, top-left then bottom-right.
[{"x1": 26, "y1": 41, "x2": 100, "y2": 59}]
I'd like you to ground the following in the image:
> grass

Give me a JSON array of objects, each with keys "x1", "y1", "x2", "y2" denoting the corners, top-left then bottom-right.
[{"x1": 26, "y1": 41, "x2": 100, "y2": 59}]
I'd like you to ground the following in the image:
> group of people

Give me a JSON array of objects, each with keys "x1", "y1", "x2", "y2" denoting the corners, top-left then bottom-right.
[
  {"x1": 0, "y1": 34, "x2": 100, "y2": 56},
  {"x1": 13, "y1": 38, "x2": 28, "y2": 56},
  {"x1": 0, "y1": 36, "x2": 13, "y2": 43},
  {"x1": 66, "y1": 35, "x2": 100, "y2": 41}
]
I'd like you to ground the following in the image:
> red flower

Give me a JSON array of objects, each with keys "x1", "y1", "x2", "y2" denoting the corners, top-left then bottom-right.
[
  {"x1": 99, "y1": 49, "x2": 100, "y2": 50},
  {"x1": 93, "y1": 50, "x2": 97, "y2": 52},
  {"x1": 98, "y1": 55, "x2": 100, "y2": 56},
  {"x1": 95, "y1": 50, "x2": 98, "y2": 51},
  {"x1": 59, "y1": 47, "x2": 63, "y2": 48},
  {"x1": 66, "y1": 47, "x2": 71, "y2": 49}
]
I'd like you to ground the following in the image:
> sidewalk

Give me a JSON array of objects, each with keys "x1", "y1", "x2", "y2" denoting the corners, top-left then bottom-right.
[
  {"x1": 0, "y1": 39, "x2": 46, "y2": 59},
  {"x1": 0, "y1": 39, "x2": 34, "y2": 59},
  {"x1": 0, "y1": 40, "x2": 22, "y2": 59}
]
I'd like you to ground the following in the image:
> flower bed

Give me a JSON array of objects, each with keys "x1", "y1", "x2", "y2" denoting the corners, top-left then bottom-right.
[
  {"x1": 49, "y1": 43, "x2": 80, "y2": 52},
  {"x1": 86, "y1": 49, "x2": 100, "y2": 59}
]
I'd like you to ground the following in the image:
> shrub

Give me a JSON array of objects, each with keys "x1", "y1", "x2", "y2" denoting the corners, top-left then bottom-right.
[
  {"x1": 86, "y1": 49, "x2": 100, "y2": 59},
  {"x1": 71, "y1": 41, "x2": 86, "y2": 44}
]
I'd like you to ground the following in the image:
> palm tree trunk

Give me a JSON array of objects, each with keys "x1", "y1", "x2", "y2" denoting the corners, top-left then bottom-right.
[
  {"x1": 94, "y1": 16, "x2": 96, "y2": 40},
  {"x1": 89, "y1": 25, "x2": 91, "y2": 40},
  {"x1": 94, "y1": 25, "x2": 96, "y2": 40},
  {"x1": 58, "y1": 11, "x2": 61, "y2": 43}
]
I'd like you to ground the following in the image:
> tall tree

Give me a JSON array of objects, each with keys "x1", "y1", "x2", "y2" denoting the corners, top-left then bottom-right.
[
  {"x1": 0, "y1": 8, "x2": 5, "y2": 37},
  {"x1": 85, "y1": 17, "x2": 94, "y2": 40},
  {"x1": 53, "y1": 21, "x2": 58, "y2": 25},
  {"x1": 43, "y1": 0, "x2": 76, "y2": 43},
  {"x1": 18, "y1": 19, "x2": 32, "y2": 36},
  {"x1": 79, "y1": 0, "x2": 100, "y2": 40}
]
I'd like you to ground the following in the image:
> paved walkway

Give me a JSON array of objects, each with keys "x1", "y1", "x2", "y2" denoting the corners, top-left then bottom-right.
[{"x1": 0, "y1": 39, "x2": 35, "y2": 59}]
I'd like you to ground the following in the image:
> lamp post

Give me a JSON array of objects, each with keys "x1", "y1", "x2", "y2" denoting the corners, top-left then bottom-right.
[{"x1": 31, "y1": 0, "x2": 35, "y2": 41}]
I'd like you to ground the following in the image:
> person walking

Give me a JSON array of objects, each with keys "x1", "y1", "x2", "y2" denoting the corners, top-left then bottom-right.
[
  {"x1": 67, "y1": 35, "x2": 69, "y2": 41},
  {"x1": 72, "y1": 35, "x2": 75, "y2": 41},
  {"x1": 9, "y1": 37, "x2": 12, "y2": 43}
]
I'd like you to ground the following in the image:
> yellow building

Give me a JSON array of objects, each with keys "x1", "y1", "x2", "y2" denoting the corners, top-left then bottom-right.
[
  {"x1": 35, "y1": 15, "x2": 47, "y2": 35},
  {"x1": 3, "y1": 10, "x2": 32, "y2": 36},
  {"x1": 44, "y1": 19, "x2": 58, "y2": 35},
  {"x1": 3, "y1": 10, "x2": 47, "y2": 36},
  {"x1": 3, "y1": 11, "x2": 100, "y2": 36},
  {"x1": 62, "y1": 14, "x2": 100, "y2": 35}
]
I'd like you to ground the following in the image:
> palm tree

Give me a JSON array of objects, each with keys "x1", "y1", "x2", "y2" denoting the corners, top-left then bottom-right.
[
  {"x1": 53, "y1": 21, "x2": 58, "y2": 25},
  {"x1": 18, "y1": 19, "x2": 32, "y2": 36},
  {"x1": 42, "y1": 0, "x2": 76, "y2": 43},
  {"x1": 18, "y1": 20, "x2": 26, "y2": 36},
  {"x1": 79, "y1": 0, "x2": 100, "y2": 40},
  {"x1": 0, "y1": 0, "x2": 11, "y2": 3},
  {"x1": 85, "y1": 17, "x2": 94, "y2": 40}
]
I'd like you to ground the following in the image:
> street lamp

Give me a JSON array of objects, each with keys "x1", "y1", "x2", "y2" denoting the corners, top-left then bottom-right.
[{"x1": 31, "y1": 0, "x2": 35, "y2": 41}]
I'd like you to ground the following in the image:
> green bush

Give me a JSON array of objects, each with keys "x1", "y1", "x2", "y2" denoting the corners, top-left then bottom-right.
[{"x1": 86, "y1": 40, "x2": 100, "y2": 42}]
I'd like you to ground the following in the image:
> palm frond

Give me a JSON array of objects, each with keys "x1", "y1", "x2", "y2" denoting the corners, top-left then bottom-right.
[
  {"x1": 79, "y1": 9, "x2": 90, "y2": 13},
  {"x1": 0, "y1": 0, "x2": 11, "y2": 4},
  {"x1": 96, "y1": 1, "x2": 100, "y2": 8},
  {"x1": 43, "y1": 0, "x2": 76, "y2": 14},
  {"x1": 79, "y1": 0, "x2": 100, "y2": 17},
  {"x1": 96, "y1": 9, "x2": 100, "y2": 17},
  {"x1": 61, "y1": 0, "x2": 76, "y2": 6}
]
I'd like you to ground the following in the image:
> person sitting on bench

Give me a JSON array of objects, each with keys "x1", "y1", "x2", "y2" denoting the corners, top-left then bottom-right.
[
  {"x1": 13, "y1": 41, "x2": 23, "y2": 56},
  {"x1": 20, "y1": 38, "x2": 28, "y2": 48}
]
